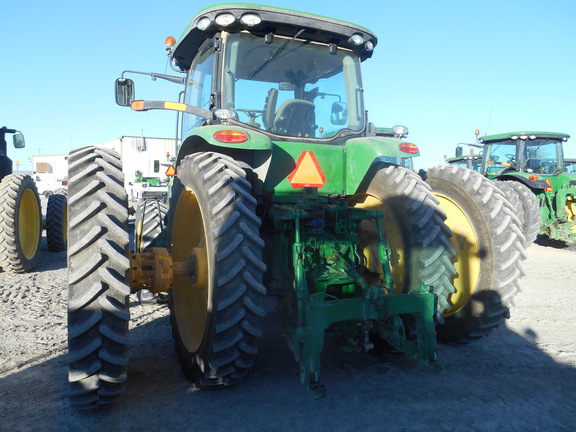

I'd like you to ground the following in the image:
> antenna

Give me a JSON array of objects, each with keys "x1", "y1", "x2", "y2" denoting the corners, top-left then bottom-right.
[{"x1": 484, "y1": 106, "x2": 493, "y2": 136}]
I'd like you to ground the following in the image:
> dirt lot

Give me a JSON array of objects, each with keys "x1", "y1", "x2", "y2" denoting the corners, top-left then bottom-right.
[{"x1": 1, "y1": 229, "x2": 575, "y2": 432}]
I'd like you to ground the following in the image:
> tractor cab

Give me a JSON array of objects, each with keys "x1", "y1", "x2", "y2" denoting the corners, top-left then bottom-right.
[
  {"x1": 117, "y1": 5, "x2": 375, "y2": 140},
  {"x1": 115, "y1": 4, "x2": 419, "y2": 182},
  {"x1": 477, "y1": 131, "x2": 569, "y2": 178},
  {"x1": 197, "y1": 29, "x2": 365, "y2": 140}
]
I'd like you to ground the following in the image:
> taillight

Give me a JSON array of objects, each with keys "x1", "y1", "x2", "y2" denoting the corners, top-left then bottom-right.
[
  {"x1": 213, "y1": 130, "x2": 249, "y2": 143},
  {"x1": 399, "y1": 142, "x2": 419, "y2": 154}
]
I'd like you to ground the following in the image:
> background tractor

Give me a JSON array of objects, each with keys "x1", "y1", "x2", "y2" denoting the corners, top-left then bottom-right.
[
  {"x1": 0, "y1": 126, "x2": 42, "y2": 273},
  {"x1": 444, "y1": 143, "x2": 482, "y2": 172},
  {"x1": 0, "y1": 127, "x2": 67, "y2": 274},
  {"x1": 65, "y1": 4, "x2": 526, "y2": 408},
  {"x1": 460, "y1": 130, "x2": 576, "y2": 245}
]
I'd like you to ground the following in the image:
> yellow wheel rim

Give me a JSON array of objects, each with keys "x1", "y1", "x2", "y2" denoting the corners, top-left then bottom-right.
[
  {"x1": 434, "y1": 192, "x2": 481, "y2": 317},
  {"x1": 135, "y1": 220, "x2": 143, "y2": 252},
  {"x1": 19, "y1": 189, "x2": 40, "y2": 259},
  {"x1": 171, "y1": 187, "x2": 209, "y2": 353},
  {"x1": 349, "y1": 194, "x2": 406, "y2": 294},
  {"x1": 62, "y1": 205, "x2": 68, "y2": 244},
  {"x1": 62, "y1": 204, "x2": 68, "y2": 244}
]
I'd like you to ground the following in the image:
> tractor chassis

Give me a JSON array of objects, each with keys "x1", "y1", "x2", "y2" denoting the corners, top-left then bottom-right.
[
  {"x1": 129, "y1": 191, "x2": 442, "y2": 398},
  {"x1": 268, "y1": 196, "x2": 441, "y2": 397}
]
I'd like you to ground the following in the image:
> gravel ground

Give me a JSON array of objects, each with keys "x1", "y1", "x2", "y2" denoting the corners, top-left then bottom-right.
[{"x1": 1, "y1": 232, "x2": 575, "y2": 432}]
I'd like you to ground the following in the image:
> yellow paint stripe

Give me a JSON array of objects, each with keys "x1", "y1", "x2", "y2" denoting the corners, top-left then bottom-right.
[{"x1": 164, "y1": 102, "x2": 187, "y2": 111}]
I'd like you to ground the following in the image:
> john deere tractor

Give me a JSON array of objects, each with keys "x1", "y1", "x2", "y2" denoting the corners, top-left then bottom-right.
[
  {"x1": 475, "y1": 130, "x2": 576, "y2": 244},
  {"x1": 0, "y1": 126, "x2": 42, "y2": 273},
  {"x1": 66, "y1": 4, "x2": 526, "y2": 408},
  {"x1": 445, "y1": 143, "x2": 482, "y2": 172}
]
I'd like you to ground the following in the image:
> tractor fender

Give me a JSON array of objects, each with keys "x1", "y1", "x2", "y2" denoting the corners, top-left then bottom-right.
[
  {"x1": 176, "y1": 125, "x2": 272, "y2": 167},
  {"x1": 176, "y1": 125, "x2": 273, "y2": 195},
  {"x1": 494, "y1": 173, "x2": 548, "y2": 191},
  {"x1": 344, "y1": 136, "x2": 418, "y2": 194}
]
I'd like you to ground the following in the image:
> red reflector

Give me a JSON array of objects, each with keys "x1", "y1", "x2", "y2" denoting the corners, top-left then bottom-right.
[
  {"x1": 213, "y1": 130, "x2": 248, "y2": 143},
  {"x1": 399, "y1": 142, "x2": 419, "y2": 154},
  {"x1": 165, "y1": 165, "x2": 175, "y2": 176},
  {"x1": 528, "y1": 176, "x2": 539, "y2": 180}
]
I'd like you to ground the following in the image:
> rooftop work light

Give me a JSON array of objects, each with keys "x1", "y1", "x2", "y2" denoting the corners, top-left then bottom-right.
[
  {"x1": 215, "y1": 13, "x2": 236, "y2": 26},
  {"x1": 240, "y1": 13, "x2": 262, "y2": 26}
]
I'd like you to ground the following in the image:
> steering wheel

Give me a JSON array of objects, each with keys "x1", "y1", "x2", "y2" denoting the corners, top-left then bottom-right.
[{"x1": 236, "y1": 109, "x2": 263, "y2": 118}]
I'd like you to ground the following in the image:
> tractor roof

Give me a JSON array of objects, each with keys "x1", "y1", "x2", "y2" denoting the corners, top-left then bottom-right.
[
  {"x1": 172, "y1": 3, "x2": 377, "y2": 70},
  {"x1": 478, "y1": 131, "x2": 570, "y2": 144},
  {"x1": 446, "y1": 154, "x2": 482, "y2": 162}
]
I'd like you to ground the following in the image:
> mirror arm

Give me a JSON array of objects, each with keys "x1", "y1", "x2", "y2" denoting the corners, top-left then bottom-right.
[
  {"x1": 120, "y1": 70, "x2": 185, "y2": 85},
  {"x1": 131, "y1": 101, "x2": 212, "y2": 120}
]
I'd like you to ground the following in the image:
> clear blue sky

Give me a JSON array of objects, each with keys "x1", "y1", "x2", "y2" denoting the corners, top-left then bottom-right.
[{"x1": 2, "y1": 0, "x2": 575, "y2": 171}]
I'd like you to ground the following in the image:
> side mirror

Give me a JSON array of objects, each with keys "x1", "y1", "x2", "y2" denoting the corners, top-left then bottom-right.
[
  {"x1": 13, "y1": 132, "x2": 25, "y2": 149},
  {"x1": 455, "y1": 146, "x2": 463, "y2": 158},
  {"x1": 330, "y1": 102, "x2": 347, "y2": 125},
  {"x1": 115, "y1": 78, "x2": 135, "y2": 106}
]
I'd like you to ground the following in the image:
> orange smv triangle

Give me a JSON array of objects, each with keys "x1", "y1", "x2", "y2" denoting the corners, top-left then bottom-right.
[
  {"x1": 165, "y1": 165, "x2": 176, "y2": 176},
  {"x1": 288, "y1": 151, "x2": 326, "y2": 189}
]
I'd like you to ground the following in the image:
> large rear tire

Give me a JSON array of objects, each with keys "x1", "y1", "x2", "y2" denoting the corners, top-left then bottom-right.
[
  {"x1": 166, "y1": 152, "x2": 266, "y2": 388},
  {"x1": 135, "y1": 198, "x2": 167, "y2": 252},
  {"x1": 0, "y1": 174, "x2": 41, "y2": 273},
  {"x1": 67, "y1": 146, "x2": 130, "y2": 408},
  {"x1": 426, "y1": 165, "x2": 526, "y2": 343},
  {"x1": 495, "y1": 180, "x2": 540, "y2": 247},
  {"x1": 46, "y1": 193, "x2": 68, "y2": 252},
  {"x1": 350, "y1": 165, "x2": 457, "y2": 319}
]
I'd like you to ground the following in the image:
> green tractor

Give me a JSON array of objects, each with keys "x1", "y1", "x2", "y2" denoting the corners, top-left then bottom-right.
[
  {"x1": 445, "y1": 143, "x2": 482, "y2": 172},
  {"x1": 0, "y1": 126, "x2": 42, "y2": 273},
  {"x1": 474, "y1": 130, "x2": 576, "y2": 244},
  {"x1": 65, "y1": 4, "x2": 526, "y2": 408}
]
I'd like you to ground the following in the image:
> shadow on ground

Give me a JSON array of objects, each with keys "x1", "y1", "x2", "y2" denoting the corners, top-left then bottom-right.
[{"x1": 1, "y1": 301, "x2": 575, "y2": 432}]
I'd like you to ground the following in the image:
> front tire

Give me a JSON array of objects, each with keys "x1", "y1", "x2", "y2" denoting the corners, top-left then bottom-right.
[
  {"x1": 67, "y1": 146, "x2": 130, "y2": 408},
  {"x1": 426, "y1": 165, "x2": 526, "y2": 343},
  {"x1": 46, "y1": 193, "x2": 68, "y2": 252},
  {"x1": 0, "y1": 174, "x2": 41, "y2": 273},
  {"x1": 166, "y1": 152, "x2": 266, "y2": 388}
]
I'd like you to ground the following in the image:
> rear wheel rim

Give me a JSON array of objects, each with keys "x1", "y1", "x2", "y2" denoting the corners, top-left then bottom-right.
[
  {"x1": 171, "y1": 187, "x2": 210, "y2": 353},
  {"x1": 350, "y1": 194, "x2": 406, "y2": 294},
  {"x1": 435, "y1": 192, "x2": 480, "y2": 316},
  {"x1": 19, "y1": 188, "x2": 40, "y2": 259}
]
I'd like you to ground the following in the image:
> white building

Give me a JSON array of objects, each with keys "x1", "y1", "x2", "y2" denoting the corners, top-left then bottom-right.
[
  {"x1": 31, "y1": 136, "x2": 178, "y2": 198},
  {"x1": 96, "y1": 136, "x2": 178, "y2": 200},
  {"x1": 31, "y1": 154, "x2": 69, "y2": 196}
]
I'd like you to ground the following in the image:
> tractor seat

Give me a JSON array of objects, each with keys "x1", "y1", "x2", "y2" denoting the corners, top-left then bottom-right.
[
  {"x1": 525, "y1": 159, "x2": 541, "y2": 172},
  {"x1": 272, "y1": 99, "x2": 316, "y2": 138}
]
